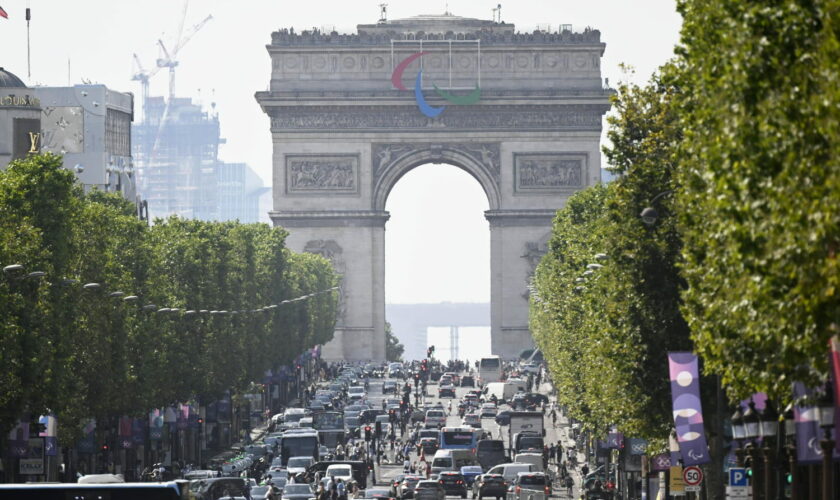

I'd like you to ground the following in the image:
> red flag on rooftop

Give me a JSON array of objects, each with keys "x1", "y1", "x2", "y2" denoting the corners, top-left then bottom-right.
[{"x1": 0, "y1": 6, "x2": 9, "y2": 19}]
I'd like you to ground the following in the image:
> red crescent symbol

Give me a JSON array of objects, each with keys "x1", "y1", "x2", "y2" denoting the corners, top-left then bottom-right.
[{"x1": 391, "y1": 51, "x2": 428, "y2": 91}]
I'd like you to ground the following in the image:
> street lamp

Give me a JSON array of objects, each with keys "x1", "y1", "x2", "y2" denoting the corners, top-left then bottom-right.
[
  {"x1": 3, "y1": 264, "x2": 24, "y2": 274},
  {"x1": 783, "y1": 403, "x2": 797, "y2": 500},
  {"x1": 639, "y1": 189, "x2": 675, "y2": 226},
  {"x1": 760, "y1": 401, "x2": 779, "y2": 499},
  {"x1": 744, "y1": 400, "x2": 760, "y2": 441},
  {"x1": 732, "y1": 406, "x2": 746, "y2": 466},
  {"x1": 815, "y1": 382, "x2": 835, "y2": 500}
]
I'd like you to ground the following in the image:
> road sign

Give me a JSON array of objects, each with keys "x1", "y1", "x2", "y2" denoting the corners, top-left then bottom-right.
[
  {"x1": 729, "y1": 467, "x2": 748, "y2": 487},
  {"x1": 726, "y1": 485, "x2": 750, "y2": 499},
  {"x1": 669, "y1": 465, "x2": 685, "y2": 494},
  {"x1": 683, "y1": 466, "x2": 703, "y2": 486}
]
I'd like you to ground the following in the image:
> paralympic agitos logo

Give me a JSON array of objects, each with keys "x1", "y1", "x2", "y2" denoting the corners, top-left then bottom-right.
[{"x1": 391, "y1": 51, "x2": 481, "y2": 118}]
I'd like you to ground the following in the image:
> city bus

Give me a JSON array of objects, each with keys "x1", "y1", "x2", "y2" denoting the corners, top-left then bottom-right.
[
  {"x1": 478, "y1": 355, "x2": 503, "y2": 385},
  {"x1": 439, "y1": 426, "x2": 481, "y2": 451},
  {"x1": 279, "y1": 428, "x2": 320, "y2": 465}
]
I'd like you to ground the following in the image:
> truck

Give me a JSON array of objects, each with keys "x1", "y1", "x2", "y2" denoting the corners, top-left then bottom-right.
[{"x1": 507, "y1": 412, "x2": 544, "y2": 453}]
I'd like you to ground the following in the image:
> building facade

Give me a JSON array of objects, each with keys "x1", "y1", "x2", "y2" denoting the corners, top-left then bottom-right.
[
  {"x1": 0, "y1": 67, "x2": 42, "y2": 169},
  {"x1": 35, "y1": 84, "x2": 136, "y2": 200}
]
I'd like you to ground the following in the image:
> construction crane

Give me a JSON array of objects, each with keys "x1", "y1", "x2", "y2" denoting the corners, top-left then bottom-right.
[
  {"x1": 156, "y1": 12, "x2": 213, "y2": 100},
  {"x1": 131, "y1": 53, "x2": 163, "y2": 122}
]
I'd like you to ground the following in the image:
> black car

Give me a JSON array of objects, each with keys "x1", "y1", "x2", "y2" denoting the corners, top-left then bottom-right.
[
  {"x1": 383, "y1": 381, "x2": 398, "y2": 394},
  {"x1": 494, "y1": 410, "x2": 511, "y2": 426},
  {"x1": 471, "y1": 474, "x2": 507, "y2": 500},
  {"x1": 438, "y1": 472, "x2": 468, "y2": 498},
  {"x1": 460, "y1": 376, "x2": 475, "y2": 387}
]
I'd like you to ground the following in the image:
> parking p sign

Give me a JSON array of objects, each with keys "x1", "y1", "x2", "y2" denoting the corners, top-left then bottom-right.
[{"x1": 729, "y1": 468, "x2": 748, "y2": 487}]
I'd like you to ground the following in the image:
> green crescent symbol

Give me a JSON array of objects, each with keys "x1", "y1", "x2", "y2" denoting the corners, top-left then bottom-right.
[{"x1": 433, "y1": 84, "x2": 482, "y2": 105}]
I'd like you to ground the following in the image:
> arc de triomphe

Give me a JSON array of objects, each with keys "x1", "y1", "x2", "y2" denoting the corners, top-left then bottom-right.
[{"x1": 256, "y1": 14, "x2": 611, "y2": 360}]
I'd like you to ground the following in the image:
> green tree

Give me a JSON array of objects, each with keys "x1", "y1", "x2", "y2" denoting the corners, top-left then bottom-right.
[
  {"x1": 675, "y1": 0, "x2": 840, "y2": 402},
  {"x1": 385, "y1": 321, "x2": 404, "y2": 362}
]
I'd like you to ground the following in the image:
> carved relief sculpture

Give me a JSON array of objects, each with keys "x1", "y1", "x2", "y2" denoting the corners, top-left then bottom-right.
[
  {"x1": 372, "y1": 142, "x2": 501, "y2": 185},
  {"x1": 286, "y1": 155, "x2": 359, "y2": 194},
  {"x1": 515, "y1": 153, "x2": 588, "y2": 193},
  {"x1": 521, "y1": 237, "x2": 550, "y2": 299}
]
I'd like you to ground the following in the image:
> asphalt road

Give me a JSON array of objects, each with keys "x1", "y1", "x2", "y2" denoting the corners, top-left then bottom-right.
[{"x1": 362, "y1": 374, "x2": 583, "y2": 499}]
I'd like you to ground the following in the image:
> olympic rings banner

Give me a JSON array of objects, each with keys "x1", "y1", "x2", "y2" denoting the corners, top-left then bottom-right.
[
  {"x1": 391, "y1": 51, "x2": 482, "y2": 118},
  {"x1": 668, "y1": 351, "x2": 711, "y2": 465}
]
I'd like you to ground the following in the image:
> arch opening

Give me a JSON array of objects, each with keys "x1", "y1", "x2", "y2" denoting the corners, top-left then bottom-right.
[{"x1": 384, "y1": 163, "x2": 491, "y2": 361}]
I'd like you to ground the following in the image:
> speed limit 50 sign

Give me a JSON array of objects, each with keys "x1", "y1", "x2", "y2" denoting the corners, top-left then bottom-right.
[{"x1": 683, "y1": 466, "x2": 703, "y2": 486}]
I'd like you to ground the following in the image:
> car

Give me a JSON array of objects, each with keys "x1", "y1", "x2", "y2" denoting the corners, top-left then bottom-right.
[
  {"x1": 437, "y1": 471, "x2": 468, "y2": 498},
  {"x1": 414, "y1": 480, "x2": 446, "y2": 500},
  {"x1": 460, "y1": 466, "x2": 484, "y2": 486},
  {"x1": 424, "y1": 409, "x2": 447, "y2": 428},
  {"x1": 472, "y1": 474, "x2": 507, "y2": 500},
  {"x1": 438, "y1": 385, "x2": 456, "y2": 398},
  {"x1": 460, "y1": 376, "x2": 475, "y2": 387},
  {"x1": 398, "y1": 475, "x2": 423, "y2": 499},
  {"x1": 479, "y1": 404, "x2": 498, "y2": 418},
  {"x1": 383, "y1": 381, "x2": 398, "y2": 394},
  {"x1": 439, "y1": 375, "x2": 453, "y2": 386},
  {"x1": 250, "y1": 485, "x2": 280, "y2": 500},
  {"x1": 462, "y1": 413, "x2": 481, "y2": 429},
  {"x1": 444, "y1": 372, "x2": 461, "y2": 385},
  {"x1": 506, "y1": 472, "x2": 550, "y2": 500},
  {"x1": 419, "y1": 437, "x2": 439, "y2": 456},
  {"x1": 364, "y1": 488, "x2": 394, "y2": 499},
  {"x1": 286, "y1": 456, "x2": 315, "y2": 476},
  {"x1": 494, "y1": 410, "x2": 511, "y2": 426},
  {"x1": 280, "y1": 483, "x2": 315, "y2": 500}
]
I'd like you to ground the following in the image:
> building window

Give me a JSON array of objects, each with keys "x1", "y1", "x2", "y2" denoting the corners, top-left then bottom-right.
[{"x1": 106, "y1": 109, "x2": 131, "y2": 156}]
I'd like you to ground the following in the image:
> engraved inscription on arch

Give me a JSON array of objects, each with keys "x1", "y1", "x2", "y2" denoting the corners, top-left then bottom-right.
[
  {"x1": 286, "y1": 154, "x2": 359, "y2": 195},
  {"x1": 514, "y1": 153, "x2": 588, "y2": 193}
]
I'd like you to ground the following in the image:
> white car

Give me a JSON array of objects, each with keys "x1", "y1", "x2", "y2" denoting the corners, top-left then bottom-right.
[
  {"x1": 325, "y1": 464, "x2": 354, "y2": 484},
  {"x1": 287, "y1": 456, "x2": 315, "y2": 476},
  {"x1": 479, "y1": 403, "x2": 498, "y2": 418},
  {"x1": 425, "y1": 409, "x2": 446, "y2": 429}
]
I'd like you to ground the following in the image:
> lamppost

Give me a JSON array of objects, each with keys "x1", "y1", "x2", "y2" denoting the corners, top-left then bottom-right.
[
  {"x1": 732, "y1": 406, "x2": 746, "y2": 466},
  {"x1": 759, "y1": 401, "x2": 779, "y2": 500},
  {"x1": 814, "y1": 382, "x2": 835, "y2": 500},
  {"x1": 743, "y1": 400, "x2": 761, "y2": 499},
  {"x1": 782, "y1": 404, "x2": 797, "y2": 500}
]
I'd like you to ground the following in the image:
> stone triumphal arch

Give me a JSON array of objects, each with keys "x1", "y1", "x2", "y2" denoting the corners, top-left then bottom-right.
[{"x1": 256, "y1": 14, "x2": 611, "y2": 360}]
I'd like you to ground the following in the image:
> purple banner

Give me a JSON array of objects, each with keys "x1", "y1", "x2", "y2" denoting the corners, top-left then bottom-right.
[
  {"x1": 668, "y1": 352, "x2": 711, "y2": 465},
  {"x1": 792, "y1": 382, "x2": 840, "y2": 463},
  {"x1": 651, "y1": 453, "x2": 671, "y2": 471},
  {"x1": 607, "y1": 427, "x2": 624, "y2": 449},
  {"x1": 132, "y1": 419, "x2": 145, "y2": 445},
  {"x1": 7, "y1": 421, "x2": 29, "y2": 458}
]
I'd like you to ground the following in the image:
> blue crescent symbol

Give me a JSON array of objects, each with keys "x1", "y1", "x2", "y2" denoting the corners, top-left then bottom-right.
[{"x1": 414, "y1": 70, "x2": 445, "y2": 118}]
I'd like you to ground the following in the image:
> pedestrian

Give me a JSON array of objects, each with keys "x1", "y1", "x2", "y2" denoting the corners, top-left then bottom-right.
[
  {"x1": 337, "y1": 479, "x2": 347, "y2": 500},
  {"x1": 580, "y1": 463, "x2": 589, "y2": 477},
  {"x1": 550, "y1": 409, "x2": 557, "y2": 427},
  {"x1": 425, "y1": 461, "x2": 431, "y2": 479}
]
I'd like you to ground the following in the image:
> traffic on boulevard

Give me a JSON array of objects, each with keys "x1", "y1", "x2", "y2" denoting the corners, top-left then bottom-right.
[{"x1": 2, "y1": 354, "x2": 614, "y2": 500}]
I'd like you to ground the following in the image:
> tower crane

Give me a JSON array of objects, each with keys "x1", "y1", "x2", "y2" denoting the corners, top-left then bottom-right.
[
  {"x1": 156, "y1": 13, "x2": 213, "y2": 100},
  {"x1": 131, "y1": 53, "x2": 163, "y2": 122}
]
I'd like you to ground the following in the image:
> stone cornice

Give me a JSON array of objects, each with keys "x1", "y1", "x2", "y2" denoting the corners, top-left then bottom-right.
[
  {"x1": 263, "y1": 104, "x2": 609, "y2": 133},
  {"x1": 484, "y1": 209, "x2": 558, "y2": 227},
  {"x1": 269, "y1": 30, "x2": 603, "y2": 47},
  {"x1": 256, "y1": 89, "x2": 614, "y2": 103},
  {"x1": 270, "y1": 210, "x2": 391, "y2": 228}
]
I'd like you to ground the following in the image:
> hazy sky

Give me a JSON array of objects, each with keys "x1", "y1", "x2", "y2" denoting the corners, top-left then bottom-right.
[{"x1": 0, "y1": 0, "x2": 683, "y2": 304}]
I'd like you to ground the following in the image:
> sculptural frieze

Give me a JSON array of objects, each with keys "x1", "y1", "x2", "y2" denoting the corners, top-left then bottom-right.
[
  {"x1": 270, "y1": 105, "x2": 603, "y2": 132},
  {"x1": 286, "y1": 155, "x2": 359, "y2": 194},
  {"x1": 515, "y1": 153, "x2": 587, "y2": 192}
]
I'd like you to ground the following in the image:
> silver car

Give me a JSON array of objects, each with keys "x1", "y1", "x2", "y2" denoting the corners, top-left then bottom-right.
[{"x1": 414, "y1": 480, "x2": 445, "y2": 500}]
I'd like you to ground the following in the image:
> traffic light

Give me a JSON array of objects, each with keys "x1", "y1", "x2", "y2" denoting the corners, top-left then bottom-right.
[
  {"x1": 375, "y1": 421, "x2": 382, "y2": 439},
  {"x1": 364, "y1": 425, "x2": 372, "y2": 441}
]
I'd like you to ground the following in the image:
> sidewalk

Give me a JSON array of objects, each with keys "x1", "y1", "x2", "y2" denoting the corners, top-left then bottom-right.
[
  {"x1": 207, "y1": 422, "x2": 271, "y2": 467},
  {"x1": 537, "y1": 379, "x2": 586, "y2": 499}
]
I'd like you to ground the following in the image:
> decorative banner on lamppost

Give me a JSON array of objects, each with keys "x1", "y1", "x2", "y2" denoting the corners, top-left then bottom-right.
[
  {"x1": 607, "y1": 427, "x2": 624, "y2": 449},
  {"x1": 149, "y1": 409, "x2": 164, "y2": 440},
  {"x1": 793, "y1": 382, "x2": 825, "y2": 463},
  {"x1": 831, "y1": 335, "x2": 840, "y2": 453},
  {"x1": 7, "y1": 420, "x2": 29, "y2": 457},
  {"x1": 77, "y1": 419, "x2": 96, "y2": 454},
  {"x1": 38, "y1": 415, "x2": 58, "y2": 456},
  {"x1": 668, "y1": 351, "x2": 711, "y2": 465}
]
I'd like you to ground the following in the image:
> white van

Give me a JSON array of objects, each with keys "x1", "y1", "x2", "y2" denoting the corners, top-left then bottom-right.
[
  {"x1": 485, "y1": 463, "x2": 534, "y2": 482},
  {"x1": 431, "y1": 449, "x2": 479, "y2": 475},
  {"x1": 513, "y1": 453, "x2": 544, "y2": 473},
  {"x1": 484, "y1": 382, "x2": 519, "y2": 404}
]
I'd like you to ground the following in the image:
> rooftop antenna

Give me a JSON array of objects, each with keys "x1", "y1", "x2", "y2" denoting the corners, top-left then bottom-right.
[
  {"x1": 26, "y1": 6, "x2": 31, "y2": 78},
  {"x1": 379, "y1": 3, "x2": 387, "y2": 23},
  {"x1": 497, "y1": 4, "x2": 502, "y2": 23},
  {"x1": 445, "y1": 1, "x2": 450, "y2": 15}
]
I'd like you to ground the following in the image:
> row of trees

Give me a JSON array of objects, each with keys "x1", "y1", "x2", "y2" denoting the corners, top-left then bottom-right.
[
  {"x1": 0, "y1": 154, "x2": 339, "y2": 446},
  {"x1": 532, "y1": 0, "x2": 840, "y2": 450}
]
